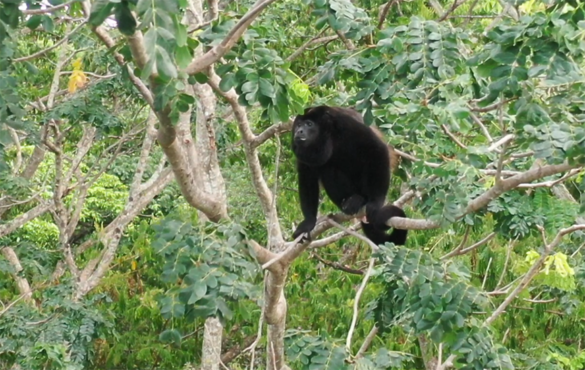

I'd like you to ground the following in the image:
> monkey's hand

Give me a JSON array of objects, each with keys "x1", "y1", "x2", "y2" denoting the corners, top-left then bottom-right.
[
  {"x1": 292, "y1": 218, "x2": 316, "y2": 241},
  {"x1": 341, "y1": 195, "x2": 365, "y2": 215}
]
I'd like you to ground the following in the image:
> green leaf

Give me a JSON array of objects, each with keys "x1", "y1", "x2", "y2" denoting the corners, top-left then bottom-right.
[
  {"x1": 193, "y1": 73, "x2": 208, "y2": 84},
  {"x1": 178, "y1": 93, "x2": 195, "y2": 105},
  {"x1": 219, "y1": 73, "x2": 237, "y2": 92},
  {"x1": 25, "y1": 15, "x2": 42, "y2": 29},
  {"x1": 241, "y1": 80, "x2": 258, "y2": 94},
  {"x1": 488, "y1": 77, "x2": 507, "y2": 94},
  {"x1": 155, "y1": 46, "x2": 178, "y2": 79},
  {"x1": 174, "y1": 19, "x2": 187, "y2": 47},
  {"x1": 172, "y1": 300, "x2": 185, "y2": 317},
  {"x1": 188, "y1": 284, "x2": 207, "y2": 304},
  {"x1": 159, "y1": 329, "x2": 182, "y2": 346},
  {"x1": 24, "y1": 61, "x2": 39, "y2": 75},
  {"x1": 258, "y1": 78, "x2": 275, "y2": 98},
  {"x1": 175, "y1": 100, "x2": 190, "y2": 113},
  {"x1": 491, "y1": 51, "x2": 517, "y2": 65},
  {"x1": 89, "y1": 0, "x2": 115, "y2": 27},
  {"x1": 41, "y1": 15, "x2": 54, "y2": 32},
  {"x1": 175, "y1": 45, "x2": 192, "y2": 69}
]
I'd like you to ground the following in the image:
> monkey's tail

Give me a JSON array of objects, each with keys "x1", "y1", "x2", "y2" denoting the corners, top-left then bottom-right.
[{"x1": 361, "y1": 205, "x2": 408, "y2": 246}]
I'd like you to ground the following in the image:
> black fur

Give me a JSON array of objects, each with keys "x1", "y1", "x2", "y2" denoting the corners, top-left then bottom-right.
[{"x1": 291, "y1": 105, "x2": 407, "y2": 246}]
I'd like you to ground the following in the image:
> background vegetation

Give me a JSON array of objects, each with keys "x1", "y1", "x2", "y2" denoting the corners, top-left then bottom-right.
[{"x1": 0, "y1": 0, "x2": 584, "y2": 369}]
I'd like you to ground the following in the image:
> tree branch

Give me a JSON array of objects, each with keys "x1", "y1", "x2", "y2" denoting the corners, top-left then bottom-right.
[
  {"x1": 186, "y1": 0, "x2": 279, "y2": 75},
  {"x1": 13, "y1": 21, "x2": 87, "y2": 63}
]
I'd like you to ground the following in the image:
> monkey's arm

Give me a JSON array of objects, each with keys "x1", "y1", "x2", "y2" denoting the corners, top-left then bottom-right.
[{"x1": 293, "y1": 163, "x2": 320, "y2": 239}]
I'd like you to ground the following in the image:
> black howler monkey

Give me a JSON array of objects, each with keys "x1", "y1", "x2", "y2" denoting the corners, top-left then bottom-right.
[{"x1": 291, "y1": 105, "x2": 407, "y2": 246}]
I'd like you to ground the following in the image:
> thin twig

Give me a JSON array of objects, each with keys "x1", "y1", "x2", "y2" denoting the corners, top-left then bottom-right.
[
  {"x1": 441, "y1": 124, "x2": 467, "y2": 149},
  {"x1": 346, "y1": 257, "x2": 376, "y2": 352},
  {"x1": 484, "y1": 224, "x2": 585, "y2": 326},
  {"x1": 355, "y1": 326, "x2": 378, "y2": 358},
  {"x1": 378, "y1": 0, "x2": 400, "y2": 29},
  {"x1": 442, "y1": 231, "x2": 495, "y2": 259},
  {"x1": 438, "y1": 0, "x2": 469, "y2": 22},
  {"x1": 14, "y1": 21, "x2": 87, "y2": 63}
]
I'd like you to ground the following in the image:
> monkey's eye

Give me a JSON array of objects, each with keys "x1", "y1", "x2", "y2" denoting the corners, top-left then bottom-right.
[{"x1": 306, "y1": 121, "x2": 313, "y2": 127}]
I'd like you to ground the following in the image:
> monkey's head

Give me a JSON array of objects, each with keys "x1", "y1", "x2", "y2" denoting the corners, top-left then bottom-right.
[
  {"x1": 291, "y1": 106, "x2": 334, "y2": 166},
  {"x1": 292, "y1": 117, "x2": 321, "y2": 145}
]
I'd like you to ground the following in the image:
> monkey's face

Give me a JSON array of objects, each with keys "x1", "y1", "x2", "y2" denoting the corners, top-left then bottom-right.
[{"x1": 293, "y1": 119, "x2": 320, "y2": 146}]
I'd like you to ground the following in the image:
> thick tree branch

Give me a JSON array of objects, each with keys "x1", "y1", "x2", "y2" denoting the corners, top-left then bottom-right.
[
  {"x1": 388, "y1": 162, "x2": 581, "y2": 230},
  {"x1": 207, "y1": 67, "x2": 283, "y2": 245},
  {"x1": 90, "y1": 25, "x2": 154, "y2": 105},
  {"x1": 1, "y1": 247, "x2": 33, "y2": 302},
  {"x1": 0, "y1": 201, "x2": 53, "y2": 238}
]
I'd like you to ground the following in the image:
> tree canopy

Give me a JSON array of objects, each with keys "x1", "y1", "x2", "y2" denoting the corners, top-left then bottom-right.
[{"x1": 1, "y1": 0, "x2": 585, "y2": 369}]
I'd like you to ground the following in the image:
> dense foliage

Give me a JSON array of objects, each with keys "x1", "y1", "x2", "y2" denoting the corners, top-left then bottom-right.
[{"x1": 1, "y1": 0, "x2": 584, "y2": 369}]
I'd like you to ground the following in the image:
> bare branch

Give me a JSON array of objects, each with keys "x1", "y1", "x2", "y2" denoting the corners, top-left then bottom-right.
[
  {"x1": 286, "y1": 33, "x2": 338, "y2": 62},
  {"x1": 13, "y1": 21, "x2": 87, "y2": 63},
  {"x1": 438, "y1": 0, "x2": 469, "y2": 22},
  {"x1": 23, "y1": 0, "x2": 77, "y2": 15},
  {"x1": 518, "y1": 168, "x2": 583, "y2": 189},
  {"x1": 488, "y1": 134, "x2": 515, "y2": 152},
  {"x1": 186, "y1": 0, "x2": 279, "y2": 75},
  {"x1": 329, "y1": 218, "x2": 378, "y2": 251},
  {"x1": 468, "y1": 110, "x2": 493, "y2": 142},
  {"x1": 484, "y1": 224, "x2": 585, "y2": 326},
  {"x1": 440, "y1": 226, "x2": 470, "y2": 259},
  {"x1": 378, "y1": 0, "x2": 400, "y2": 29},
  {"x1": 356, "y1": 326, "x2": 378, "y2": 358},
  {"x1": 311, "y1": 252, "x2": 364, "y2": 275},
  {"x1": 346, "y1": 257, "x2": 375, "y2": 352},
  {"x1": 126, "y1": 31, "x2": 150, "y2": 70},
  {"x1": 496, "y1": 239, "x2": 515, "y2": 290},
  {"x1": 388, "y1": 163, "x2": 580, "y2": 231},
  {"x1": 470, "y1": 98, "x2": 516, "y2": 112},
  {"x1": 253, "y1": 121, "x2": 293, "y2": 148},
  {"x1": 309, "y1": 223, "x2": 361, "y2": 248},
  {"x1": 76, "y1": 167, "x2": 174, "y2": 297},
  {"x1": 334, "y1": 29, "x2": 355, "y2": 50},
  {"x1": 441, "y1": 124, "x2": 467, "y2": 149},
  {"x1": 207, "y1": 67, "x2": 283, "y2": 245},
  {"x1": 0, "y1": 292, "x2": 31, "y2": 317},
  {"x1": 90, "y1": 26, "x2": 154, "y2": 105},
  {"x1": 1, "y1": 247, "x2": 33, "y2": 302},
  {"x1": 0, "y1": 201, "x2": 53, "y2": 238},
  {"x1": 8, "y1": 128, "x2": 22, "y2": 175},
  {"x1": 131, "y1": 113, "x2": 158, "y2": 192}
]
